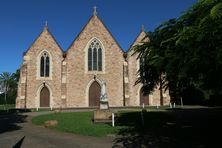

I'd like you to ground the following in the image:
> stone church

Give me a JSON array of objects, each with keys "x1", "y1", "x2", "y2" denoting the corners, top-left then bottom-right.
[{"x1": 16, "y1": 9, "x2": 170, "y2": 109}]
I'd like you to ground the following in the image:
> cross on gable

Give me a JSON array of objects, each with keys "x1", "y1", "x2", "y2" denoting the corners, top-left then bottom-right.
[{"x1": 93, "y1": 6, "x2": 97, "y2": 15}]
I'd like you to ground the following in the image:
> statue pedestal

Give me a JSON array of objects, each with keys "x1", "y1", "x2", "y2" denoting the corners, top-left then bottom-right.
[
  {"x1": 100, "y1": 100, "x2": 109, "y2": 110},
  {"x1": 93, "y1": 100, "x2": 111, "y2": 123},
  {"x1": 93, "y1": 109, "x2": 112, "y2": 123}
]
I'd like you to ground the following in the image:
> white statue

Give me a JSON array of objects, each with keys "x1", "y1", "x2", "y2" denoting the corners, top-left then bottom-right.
[{"x1": 100, "y1": 81, "x2": 108, "y2": 101}]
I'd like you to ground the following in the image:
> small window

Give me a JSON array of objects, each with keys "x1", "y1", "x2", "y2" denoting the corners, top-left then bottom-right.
[
  {"x1": 98, "y1": 48, "x2": 102, "y2": 71},
  {"x1": 40, "y1": 56, "x2": 45, "y2": 77},
  {"x1": 139, "y1": 57, "x2": 145, "y2": 76},
  {"x1": 40, "y1": 52, "x2": 50, "y2": 77},
  {"x1": 45, "y1": 56, "x2": 50, "y2": 77},
  {"x1": 88, "y1": 39, "x2": 103, "y2": 71},
  {"x1": 93, "y1": 48, "x2": 97, "y2": 70},
  {"x1": 88, "y1": 48, "x2": 92, "y2": 71}
]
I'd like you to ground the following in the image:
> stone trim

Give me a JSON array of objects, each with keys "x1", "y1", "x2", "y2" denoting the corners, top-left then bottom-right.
[
  {"x1": 124, "y1": 61, "x2": 128, "y2": 66},
  {"x1": 21, "y1": 77, "x2": 26, "y2": 84},
  {"x1": 137, "y1": 84, "x2": 143, "y2": 106},
  {"x1": 20, "y1": 96, "x2": 25, "y2": 99},
  {"x1": 125, "y1": 94, "x2": 130, "y2": 98},
  {"x1": 84, "y1": 37, "x2": 106, "y2": 74},
  {"x1": 149, "y1": 94, "x2": 153, "y2": 105},
  {"x1": 137, "y1": 57, "x2": 140, "y2": 71},
  {"x1": 36, "y1": 49, "x2": 53, "y2": 80},
  {"x1": 124, "y1": 77, "x2": 129, "y2": 83},
  {"x1": 85, "y1": 78, "x2": 102, "y2": 106},
  {"x1": 61, "y1": 95, "x2": 66, "y2": 99},
  {"x1": 23, "y1": 55, "x2": 30, "y2": 61},
  {"x1": 62, "y1": 77, "x2": 66, "y2": 83},
  {"x1": 35, "y1": 83, "x2": 53, "y2": 108},
  {"x1": 62, "y1": 61, "x2": 66, "y2": 65}
]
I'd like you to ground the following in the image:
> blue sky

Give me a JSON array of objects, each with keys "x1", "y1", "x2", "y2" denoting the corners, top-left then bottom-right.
[{"x1": 0, "y1": 0, "x2": 197, "y2": 73}]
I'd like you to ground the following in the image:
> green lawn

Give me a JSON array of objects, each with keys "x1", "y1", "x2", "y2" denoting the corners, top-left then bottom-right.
[
  {"x1": 31, "y1": 108, "x2": 222, "y2": 147},
  {"x1": 31, "y1": 108, "x2": 180, "y2": 137},
  {"x1": 31, "y1": 108, "x2": 53, "y2": 112},
  {"x1": 32, "y1": 112, "x2": 123, "y2": 137},
  {"x1": 0, "y1": 104, "x2": 15, "y2": 110}
]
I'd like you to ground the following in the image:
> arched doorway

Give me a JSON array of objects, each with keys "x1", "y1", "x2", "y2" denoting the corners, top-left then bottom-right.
[
  {"x1": 40, "y1": 86, "x2": 50, "y2": 107},
  {"x1": 89, "y1": 81, "x2": 101, "y2": 107},
  {"x1": 140, "y1": 87, "x2": 149, "y2": 105}
]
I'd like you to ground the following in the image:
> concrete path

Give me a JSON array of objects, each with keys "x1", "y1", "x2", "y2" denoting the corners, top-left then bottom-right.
[{"x1": 0, "y1": 112, "x2": 115, "y2": 148}]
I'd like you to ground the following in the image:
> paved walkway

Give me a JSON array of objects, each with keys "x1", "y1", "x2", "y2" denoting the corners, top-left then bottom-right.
[{"x1": 0, "y1": 111, "x2": 115, "y2": 148}]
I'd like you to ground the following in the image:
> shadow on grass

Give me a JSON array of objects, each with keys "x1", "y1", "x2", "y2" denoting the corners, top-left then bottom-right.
[
  {"x1": 113, "y1": 108, "x2": 222, "y2": 148},
  {"x1": 0, "y1": 109, "x2": 30, "y2": 134}
]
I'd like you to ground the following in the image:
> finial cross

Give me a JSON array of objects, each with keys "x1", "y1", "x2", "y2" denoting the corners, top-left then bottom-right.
[
  {"x1": 141, "y1": 24, "x2": 145, "y2": 32},
  {"x1": 45, "y1": 21, "x2": 48, "y2": 28},
  {"x1": 93, "y1": 6, "x2": 97, "y2": 15}
]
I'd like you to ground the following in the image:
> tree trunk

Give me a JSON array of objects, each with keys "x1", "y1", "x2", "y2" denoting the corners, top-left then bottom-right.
[
  {"x1": 160, "y1": 76, "x2": 163, "y2": 106},
  {"x1": 4, "y1": 85, "x2": 7, "y2": 110}
]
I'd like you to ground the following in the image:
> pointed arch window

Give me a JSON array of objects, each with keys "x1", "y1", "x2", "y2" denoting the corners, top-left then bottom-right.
[
  {"x1": 40, "y1": 52, "x2": 50, "y2": 77},
  {"x1": 139, "y1": 57, "x2": 145, "y2": 77},
  {"x1": 88, "y1": 39, "x2": 103, "y2": 71}
]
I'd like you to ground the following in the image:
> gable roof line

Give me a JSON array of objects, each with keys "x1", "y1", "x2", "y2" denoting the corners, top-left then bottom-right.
[
  {"x1": 127, "y1": 30, "x2": 145, "y2": 53},
  {"x1": 66, "y1": 14, "x2": 125, "y2": 54},
  {"x1": 66, "y1": 15, "x2": 94, "y2": 54},
  {"x1": 47, "y1": 27, "x2": 64, "y2": 53},
  {"x1": 24, "y1": 27, "x2": 64, "y2": 55},
  {"x1": 97, "y1": 15, "x2": 124, "y2": 53}
]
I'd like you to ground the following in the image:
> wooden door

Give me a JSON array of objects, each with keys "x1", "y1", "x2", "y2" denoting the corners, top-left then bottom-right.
[
  {"x1": 89, "y1": 81, "x2": 101, "y2": 107},
  {"x1": 140, "y1": 87, "x2": 149, "y2": 105},
  {"x1": 40, "y1": 86, "x2": 50, "y2": 107}
]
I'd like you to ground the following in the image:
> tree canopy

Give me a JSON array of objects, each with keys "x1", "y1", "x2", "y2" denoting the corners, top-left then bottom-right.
[
  {"x1": 0, "y1": 70, "x2": 19, "y2": 104},
  {"x1": 133, "y1": 0, "x2": 222, "y2": 103}
]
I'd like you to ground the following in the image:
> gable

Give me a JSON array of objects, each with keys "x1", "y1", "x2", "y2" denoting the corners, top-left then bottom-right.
[
  {"x1": 129, "y1": 31, "x2": 148, "y2": 51},
  {"x1": 127, "y1": 30, "x2": 149, "y2": 58},
  {"x1": 24, "y1": 27, "x2": 63, "y2": 56},
  {"x1": 66, "y1": 14, "x2": 124, "y2": 56}
]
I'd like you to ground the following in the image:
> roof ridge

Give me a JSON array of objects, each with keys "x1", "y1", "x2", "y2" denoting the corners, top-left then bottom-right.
[
  {"x1": 66, "y1": 15, "x2": 94, "y2": 54},
  {"x1": 66, "y1": 14, "x2": 125, "y2": 54},
  {"x1": 24, "y1": 26, "x2": 64, "y2": 55},
  {"x1": 127, "y1": 30, "x2": 146, "y2": 53}
]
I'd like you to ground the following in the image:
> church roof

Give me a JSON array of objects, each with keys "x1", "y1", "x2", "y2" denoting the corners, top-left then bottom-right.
[
  {"x1": 24, "y1": 8, "x2": 145, "y2": 56},
  {"x1": 127, "y1": 26, "x2": 149, "y2": 54},
  {"x1": 24, "y1": 25, "x2": 64, "y2": 55},
  {"x1": 66, "y1": 11, "x2": 124, "y2": 54}
]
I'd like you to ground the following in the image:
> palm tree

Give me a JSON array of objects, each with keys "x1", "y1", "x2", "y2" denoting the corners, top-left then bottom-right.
[{"x1": 0, "y1": 72, "x2": 13, "y2": 109}]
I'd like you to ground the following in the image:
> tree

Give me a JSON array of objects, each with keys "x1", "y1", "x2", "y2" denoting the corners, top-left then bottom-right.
[
  {"x1": 0, "y1": 72, "x2": 13, "y2": 107},
  {"x1": 0, "y1": 70, "x2": 20, "y2": 105},
  {"x1": 0, "y1": 83, "x2": 4, "y2": 94},
  {"x1": 133, "y1": 0, "x2": 222, "y2": 103}
]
